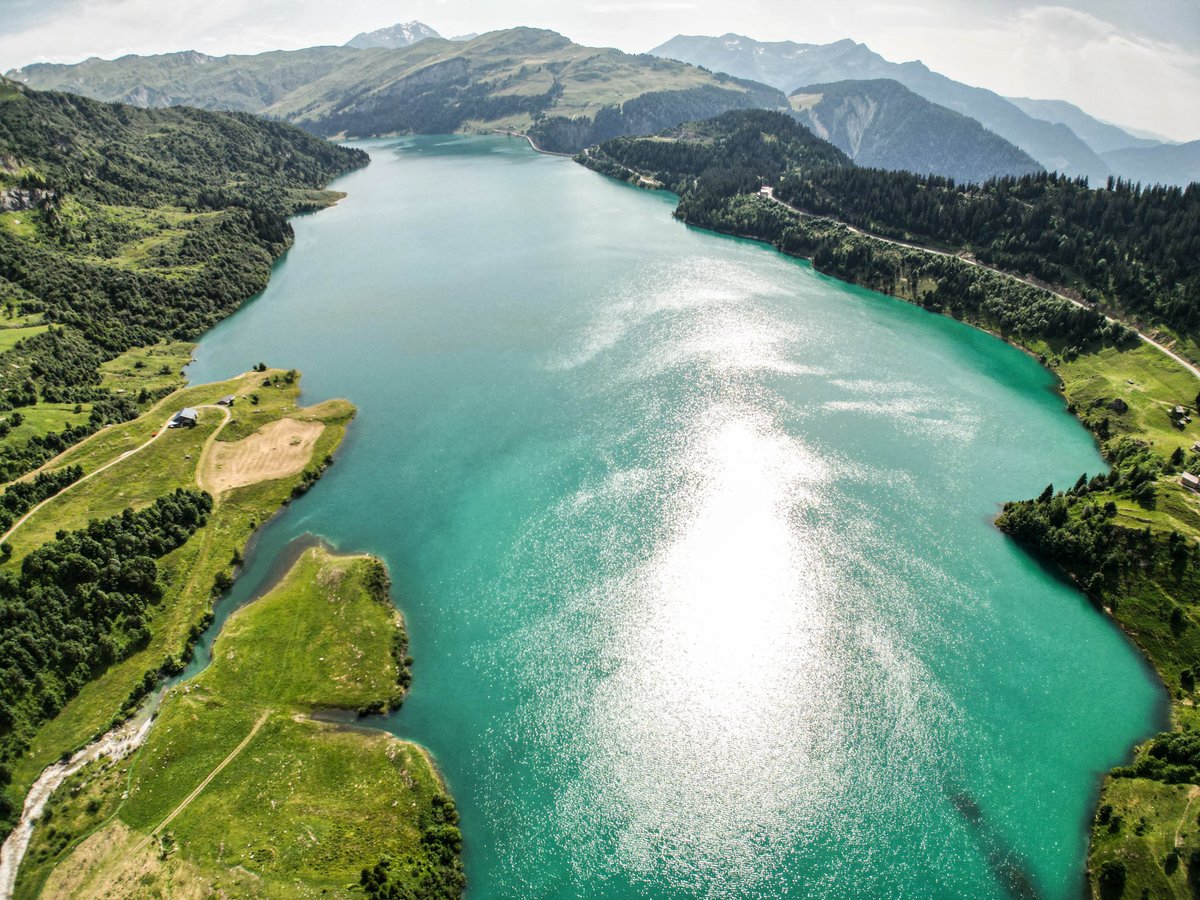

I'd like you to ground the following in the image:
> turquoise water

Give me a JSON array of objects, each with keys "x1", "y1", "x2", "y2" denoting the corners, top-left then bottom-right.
[{"x1": 187, "y1": 136, "x2": 1162, "y2": 898}]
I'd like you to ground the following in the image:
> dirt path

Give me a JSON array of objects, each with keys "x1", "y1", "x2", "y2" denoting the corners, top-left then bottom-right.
[
  {"x1": 136, "y1": 710, "x2": 270, "y2": 852},
  {"x1": 0, "y1": 404, "x2": 230, "y2": 547},
  {"x1": 0, "y1": 705, "x2": 158, "y2": 899},
  {"x1": 0, "y1": 403, "x2": 234, "y2": 896},
  {"x1": 1176, "y1": 785, "x2": 1200, "y2": 848},
  {"x1": 759, "y1": 187, "x2": 1200, "y2": 381}
]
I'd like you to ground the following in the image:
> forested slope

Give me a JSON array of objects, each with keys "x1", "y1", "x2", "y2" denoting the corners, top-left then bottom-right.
[
  {"x1": 587, "y1": 110, "x2": 1200, "y2": 344},
  {"x1": 0, "y1": 78, "x2": 364, "y2": 480}
]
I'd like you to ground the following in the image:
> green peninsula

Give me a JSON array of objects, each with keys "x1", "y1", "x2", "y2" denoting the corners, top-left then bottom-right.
[{"x1": 24, "y1": 547, "x2": 461, "y2": 899}]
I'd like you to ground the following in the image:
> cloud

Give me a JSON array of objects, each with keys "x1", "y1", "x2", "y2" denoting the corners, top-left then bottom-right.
[
  {"x1": 858, "y1": 3, "x2": 1200, "y2": 141},
  {"x1": 1, "y1": 0, "x2": 1196, "y2": 141},
  {"x1": 586, "y1": 2, "x2": 697, "y2": 11}
]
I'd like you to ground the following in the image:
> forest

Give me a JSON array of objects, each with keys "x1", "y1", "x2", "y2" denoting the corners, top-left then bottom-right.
[
  {"x1": 360, "y1": 794, "x2": 466, "y2": 900},
  {"x1": 996, "y1": 439, "x2": 1196, "y2": 585},
  {"x1": 0, "y1": 489, "x2": 213, "y2": 826},
  {"x1": 0, "y1": 78, "x2": 366, "y2": 480}
]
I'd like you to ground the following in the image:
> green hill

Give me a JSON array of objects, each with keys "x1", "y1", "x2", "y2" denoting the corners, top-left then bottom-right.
[
  {"x1": 7, "y1": 28, "x2": 787, "y2": 153},
  {"x1": 0, "y1": 77, "x2": 364, "y2": 482}
]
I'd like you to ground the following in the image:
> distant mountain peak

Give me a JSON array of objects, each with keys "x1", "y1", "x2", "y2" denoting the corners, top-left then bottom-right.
[
  {"x1": 788, "y1": 77, "x2": 1043, "y2": 183},
  {"x1": 344, "y1": 21, "x2": 441, "y2": 50}
]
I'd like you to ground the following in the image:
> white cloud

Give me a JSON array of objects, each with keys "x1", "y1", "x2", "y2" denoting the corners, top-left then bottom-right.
[
  {"x1": 859, "y1": 4, "x2": 1200, "y2": 141},
  {"x1": 586, "y1": 2, "x2": 698, "y2": 11}
]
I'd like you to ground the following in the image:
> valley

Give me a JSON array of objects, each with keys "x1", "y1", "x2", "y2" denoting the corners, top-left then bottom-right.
[{"x1": 0, "y1": 10, "x2": 1197, "y2": 899}]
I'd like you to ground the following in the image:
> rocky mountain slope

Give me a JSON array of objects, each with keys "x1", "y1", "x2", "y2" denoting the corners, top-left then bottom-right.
[
  {"x1": 790, "y1": 79, "x2": 1042, "y2": 183},
  {"x1": 345, "y1": 20, "x2": 442, "y2": 49},
  {"x1": 650, "y1": 33, "x2": 1112, "y2": 182}
]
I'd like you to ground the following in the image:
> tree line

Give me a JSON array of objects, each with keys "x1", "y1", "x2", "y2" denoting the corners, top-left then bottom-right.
[
  {"x1": 586, "y1": 109, "x2": 1200, "y2": 341},
  {"x1": 0, "y1": 489, "x2": 213, "y2": 833}
]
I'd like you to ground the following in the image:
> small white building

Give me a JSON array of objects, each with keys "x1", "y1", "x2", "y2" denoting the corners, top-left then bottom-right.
[{"x1": 1182, "y1": 472, "x2": 1200, "y2": 493}]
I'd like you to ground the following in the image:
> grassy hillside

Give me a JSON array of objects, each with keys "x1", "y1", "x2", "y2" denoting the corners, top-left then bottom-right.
[
  {"x1": 789, "y1": 79, "x2": 1043, "y2": 184},
  {"x1": 6, "y1": 29, "x2": 786, "y2": 153},
  {"x1": 18, "y1": 547, "x2": 461, "y2": 899},
  {"x1": 0, "y1": 370, "x2": 354, "y2": 843},
  {"x1": 0, "y1": 78, "x2": 364, "y2": 484}
]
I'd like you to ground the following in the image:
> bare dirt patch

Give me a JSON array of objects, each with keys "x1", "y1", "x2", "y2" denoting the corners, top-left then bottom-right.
[
  {"x1": 200, "y1": 417, "x2": 324, "y2": 494},
  {"x1": 39, "y1": 821, "x2": 207, "y2": 900}
]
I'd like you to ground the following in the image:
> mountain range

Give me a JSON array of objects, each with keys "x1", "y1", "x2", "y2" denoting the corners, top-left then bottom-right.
[
  {"x1": 6, "y1": 23, "x2": 1193, "y2": 187},
  {"x1": 649, "y1": 33, "x2": 1194, "y2": 187},
  {"x1": 6, "y1": 28, "x2": 783, "y2": 153}
]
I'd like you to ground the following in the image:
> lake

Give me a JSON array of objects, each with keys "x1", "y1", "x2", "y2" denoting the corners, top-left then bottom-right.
[{"x1": 187, "y1": 136, "x2": 1162, "y2": 898}]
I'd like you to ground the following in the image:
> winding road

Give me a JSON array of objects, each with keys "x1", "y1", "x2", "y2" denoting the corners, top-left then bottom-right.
[{"x1": 758, "y1": 186, "x2": 1200, "y2": 381}]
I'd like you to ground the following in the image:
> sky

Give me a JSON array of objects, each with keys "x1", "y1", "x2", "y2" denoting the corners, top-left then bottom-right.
[{"x1": 1, "y1": 0, "x2": 1198, "y2": 141}]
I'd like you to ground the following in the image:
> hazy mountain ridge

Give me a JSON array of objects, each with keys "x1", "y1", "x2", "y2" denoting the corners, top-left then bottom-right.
[
  {"x1": 790, "y1": 79, "x2": 1042, "y2": 183},
  {"x1": 345, "y1": 21, "x2": 442, "y2": 50},
  {"x1": 7, "y1": 46, "x2": 356, "y2": 114},
  {"x1": 650, "y1": 33, "x2": 1113, "y2": 182},
  {"x1": 1102, "y1": 140, "x2": 1200, "y2": 189},
  {"x1": 5, "y1": 28, "x2": 785, "y2": 153},
  {"x1": 1006, "y1": 96, "x2": 1159, "y2": 155}
]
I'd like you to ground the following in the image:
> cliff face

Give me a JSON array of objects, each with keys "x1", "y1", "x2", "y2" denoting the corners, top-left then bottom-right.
[{"x1": 0, "y1": 187, "x2": 56, "y2": 211}]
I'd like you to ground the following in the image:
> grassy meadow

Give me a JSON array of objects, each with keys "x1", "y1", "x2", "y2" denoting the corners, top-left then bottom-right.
[
  {"x1": 18, "y1": 549, "x2": 456, "y2": 900},
  {"x1": 3, "y1": 370, "x2": 355, "y2": 810}
]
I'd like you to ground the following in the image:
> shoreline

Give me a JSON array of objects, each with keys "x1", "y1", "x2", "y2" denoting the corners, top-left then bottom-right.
[
  {"x1": 0, "y1": 695, "x2": 159, "y2": 898},
  {"x1": 491, "y1": 129, "x2": 576, "y2": 158},
  {"x1": 574, "y1": 155, "x2": 1188, "y2": 895},
  {"x1": 757, "y1": 186, "x2": 1200, "y2": 377}
]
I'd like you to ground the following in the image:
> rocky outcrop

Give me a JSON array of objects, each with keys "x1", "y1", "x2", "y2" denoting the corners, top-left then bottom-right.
[{"x1": 0, "y1": 187, "x2": 55, "y2": 212}]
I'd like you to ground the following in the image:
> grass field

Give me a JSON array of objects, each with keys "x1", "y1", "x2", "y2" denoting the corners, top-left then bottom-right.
[
  {"x1": 0, "y1": 402, "x2": 93, "y2": 451},
  {"x1": 0, "y1": 324, "x2": 48, "y2": 354},
  {"x1": 21, "y1": 549, "x2": 454, "y2": 900},
  {"x1": 3, "y1": 371, "x2": 356, "y2": 815},
  {"x1": 1054, "y1": 342, "x2": 1200, "y2": 454},
  {"x1": 98, "y1": 341, "x2": 194, "y2": 397},
  {"x1": 1087, "y1": 778, "x2": 1198, "y2": 899},
  {"x1": 0, "y1": 341, "x2": 195, "y2": 464}
]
